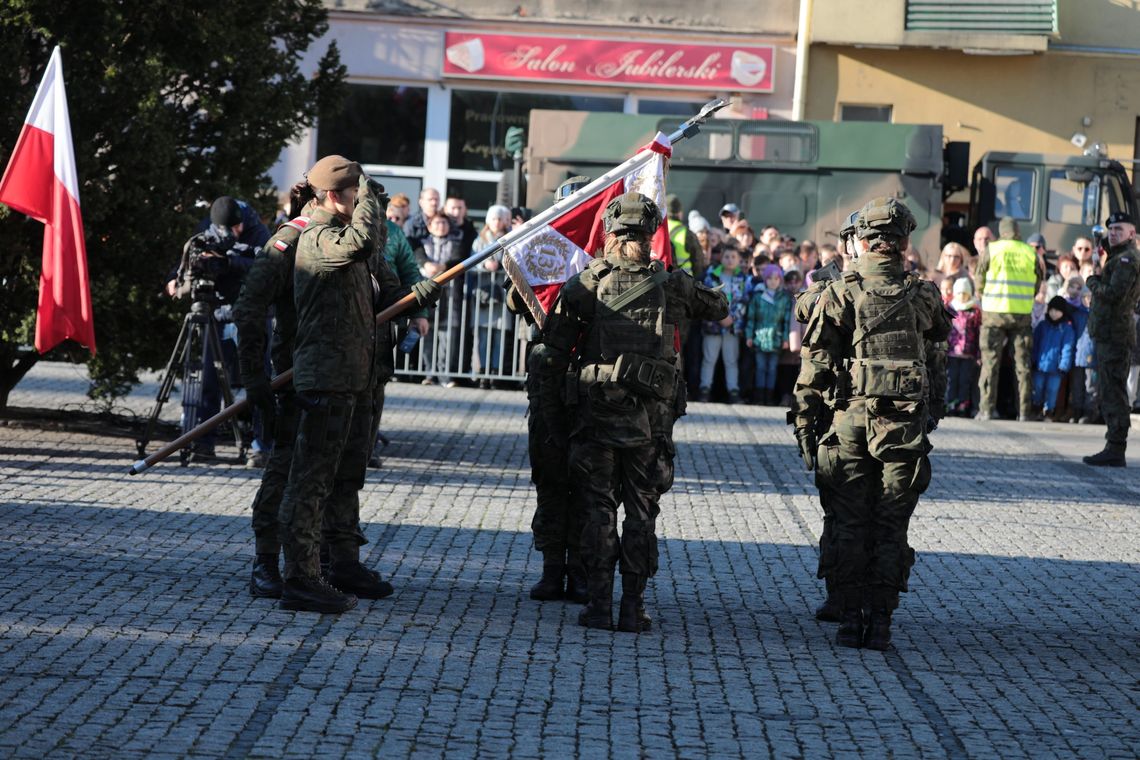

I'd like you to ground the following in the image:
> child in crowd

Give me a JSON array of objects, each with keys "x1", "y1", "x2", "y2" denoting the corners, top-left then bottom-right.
[
  {"x1": 946, "y1": 278, "x2": 982, "y2": 416},
  {"x1": 745, "y1": 264, "x2": 791, "y2": 406},
  {"x1": 1073, "y1": 286, "x2": 1100, "y2": 423},
  {"x1": 699, "y1": 245, "x2": 749, "y2": 403},
  {"x1": 1031, "y1": 296, "x2": 1075, "y2": 421},
  {"x1": 940, "y1": 277, "x2": 955, "y2": 306},
  {"x1": 1063, "y1": 276, "x2": 1089, "y2": 421},
  {"x1": 776, "y1": 268, "x2": 806, "y2": 406}
]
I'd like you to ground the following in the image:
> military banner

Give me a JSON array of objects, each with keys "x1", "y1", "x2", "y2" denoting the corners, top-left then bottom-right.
[{"x1": 502, "y1": 132, "x2": 673, "y2": 327}]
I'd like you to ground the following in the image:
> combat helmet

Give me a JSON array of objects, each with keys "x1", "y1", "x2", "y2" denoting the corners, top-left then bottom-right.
[
  {"x1": 556, "y1": 175, "x2": 590, "y2": 201},
  {"x1": 855, "y1": 196, "x2": 916, "y2": 248},
  {"x1": 602, "y1": 191, "x2": 661, "y2": 238}
]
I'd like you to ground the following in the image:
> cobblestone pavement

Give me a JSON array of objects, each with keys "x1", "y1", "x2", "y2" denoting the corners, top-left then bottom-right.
[{"x1": 1, "y1": 362, "x2": 1138, "y2": 758}]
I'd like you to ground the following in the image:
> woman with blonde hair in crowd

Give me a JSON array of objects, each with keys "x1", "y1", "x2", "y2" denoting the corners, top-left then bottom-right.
[
  {"x1": 935, "y1": 242, "x2": 971, "y2": 287},
  {"x1": 470, "y1": 204, "x2": 513, "y2": 386}
]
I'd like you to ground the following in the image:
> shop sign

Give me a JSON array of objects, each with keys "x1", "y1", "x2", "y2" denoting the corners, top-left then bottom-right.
[{"x1": 442, "y1": 32, "x2": 774, "y2": 92}]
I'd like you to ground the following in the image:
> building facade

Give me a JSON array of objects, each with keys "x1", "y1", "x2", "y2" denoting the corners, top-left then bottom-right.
[
  {"x1": 805, "y1": 0, "x2": 1140, "y2": 190},
  {"x1": 272, "y1": 1, "x2": 799, "y2": 210}
]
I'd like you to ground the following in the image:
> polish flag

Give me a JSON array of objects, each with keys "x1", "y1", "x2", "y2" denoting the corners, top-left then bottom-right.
[
  {"x1": 502, "y1": 132, "x2": 673, "y2": 327},
  {"x1": 0, "y1": 46, "x2": 95, "y2": 355}
]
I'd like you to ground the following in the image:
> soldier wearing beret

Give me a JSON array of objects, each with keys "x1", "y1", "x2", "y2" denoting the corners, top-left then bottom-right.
[
  {"x1": 1083, "y1": 212, "x2": 1140, "y2": 467},
  {"x1": 277, "y1": 155, "x2": 439, "y2": 613}
]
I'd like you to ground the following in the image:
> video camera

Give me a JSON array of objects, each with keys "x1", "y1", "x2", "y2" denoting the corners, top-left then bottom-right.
[{"x1": 179, "y1": 224, "x2": 255, "y2": 305}]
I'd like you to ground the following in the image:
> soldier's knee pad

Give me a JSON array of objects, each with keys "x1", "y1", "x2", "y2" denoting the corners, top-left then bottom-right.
[{"x1": 620, "y1": 524, "x2": 659, "y2": 576}]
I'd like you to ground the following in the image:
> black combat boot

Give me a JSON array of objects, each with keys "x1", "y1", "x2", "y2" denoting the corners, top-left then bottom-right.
[
  {"x1": 617, "y1": 574, "x2": 652, "y2": 633},
  {"x1": 863, "y1": 608, "x2": 893, "y2": 651},
  {"x1": 577, "y1": 571, "x2": 614, "y2": 630},
  {"x1": 564, "y1": 551, "x2": 589, "y2": 604},
  {"x1": 280, "y1": 575, "x2": 358, "y2": 613},
  {"x1": 836, "y1": 608, "x2": 864, "y2": 648},
  {"x1": 319, "y1": 544, "x2": 331, "y2": 579},
  {"x1": 529, "y1": 553, "x2": 566, "y2": 601},
  {"x1": 251, "y1": 553, "x2": 283, "y2": 598},
  {"x1": 328, "y1": 561, "x2": 395, "y2": 600},
  {"x1": 1083, "y1": 446, "x2": 1126, "y2": 467}
]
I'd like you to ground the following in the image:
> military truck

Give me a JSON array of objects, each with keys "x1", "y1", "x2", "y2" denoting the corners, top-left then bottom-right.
[{"x1": 523, "y1": 110, "x2": 1138, "y2": 263}]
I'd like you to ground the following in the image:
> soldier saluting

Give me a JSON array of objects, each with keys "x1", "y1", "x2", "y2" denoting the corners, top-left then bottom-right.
[
  {"x1": 790, "y1": 197, "x2": 950, "y2": 650},
  {"x1": 1083, "y1": 211, "x2": 1140, "y2": 467},
  {"x1": 536, "y1": 192, "x2": 728, "y2": 633}
]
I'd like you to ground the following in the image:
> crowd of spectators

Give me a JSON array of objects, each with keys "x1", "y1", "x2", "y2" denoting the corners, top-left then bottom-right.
[{"x1": 678, "y1": 201, "x2": 1140, "y2": 420}]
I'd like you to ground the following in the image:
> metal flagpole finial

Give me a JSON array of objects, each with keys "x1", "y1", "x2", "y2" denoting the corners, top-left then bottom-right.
[{"x1": 667, "y1": 99, "x2": 729, "y2": 144}]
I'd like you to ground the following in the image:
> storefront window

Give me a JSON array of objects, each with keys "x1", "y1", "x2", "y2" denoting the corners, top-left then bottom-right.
[
  {"x1": 318, "y1": 84, "x2": 428, "y2": 167},
  {"x1": 449, "y1": 90, "x2": 623, "y2": 172},
  {"x1": 444, "y1": 179, "x2": 501, "y2": 219}
]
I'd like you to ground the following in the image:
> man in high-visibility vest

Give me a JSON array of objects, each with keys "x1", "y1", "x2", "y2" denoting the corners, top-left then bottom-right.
[
  {"x1": 665, "y1": 195, "x2": 705, "y2": 281},
  {"x1": 975, "y1": 216, "x2": 1044, "y2": 420}
]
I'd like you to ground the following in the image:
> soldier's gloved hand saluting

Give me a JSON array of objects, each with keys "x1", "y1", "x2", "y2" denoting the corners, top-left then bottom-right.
[
  {"x1": 362, "y1": 174, "x2": 390, "y2": 211},
  {"x1": 410, "y1": 279, "x2": 444, "y2": 308}
]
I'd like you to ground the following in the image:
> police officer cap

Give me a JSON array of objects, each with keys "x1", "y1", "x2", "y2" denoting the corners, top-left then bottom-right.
[
  {"x1": 1106, "y1": 211, "x2": 1135, "y2": 226},
  {"x1": 855, "y1": 196, "x2": 916, "y2": 239},
  {"x1": 603, "y1": 192, "x2": 661, "y2": 237},
  {"x1": 556, "y1": 175, "x2": 590, "y2": 201},
  {"x1": 306, "y1": 155, "x2": 362, "y2": 191},
  {"x1": 210, "y1": 196, "x2": 241, "y2": 227}
]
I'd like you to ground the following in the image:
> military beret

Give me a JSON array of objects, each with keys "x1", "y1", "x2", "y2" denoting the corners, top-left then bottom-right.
[
  {"x1": 210, "y1": 196, "x2": 241, "y2": 227},
  {"x1": 306, "y1": 155, "x2": 362, "y2": 191},
  {"x1": 1106, "y1": 211, "x2": 1134, "y2": 226}
]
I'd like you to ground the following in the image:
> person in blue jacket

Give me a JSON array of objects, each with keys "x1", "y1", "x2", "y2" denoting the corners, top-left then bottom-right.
[{"x1": 1031, "y1": 295, "x2": 1075, "y2": 421}]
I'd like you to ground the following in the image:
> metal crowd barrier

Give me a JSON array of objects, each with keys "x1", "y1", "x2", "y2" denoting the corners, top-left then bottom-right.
[{"x1": 392, "y1": 266, "x2": 531, "y2": 385}]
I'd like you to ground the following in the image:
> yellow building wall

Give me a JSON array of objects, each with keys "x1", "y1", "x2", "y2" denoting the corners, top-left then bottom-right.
[{"x1": 805, "y1": 45, "x2": 1139, "y2": 166}]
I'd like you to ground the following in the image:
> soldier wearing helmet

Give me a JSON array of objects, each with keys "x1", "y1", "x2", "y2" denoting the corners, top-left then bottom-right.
[
  {"x1": 518, "y1": 175, "x2": 594, "y2": 606},
  {"x1": 789, "y1": 197, "x2": 950, "y2": 650},
  {"x1": 537, "y1": 191, "x2": 728, "y2": 633}
]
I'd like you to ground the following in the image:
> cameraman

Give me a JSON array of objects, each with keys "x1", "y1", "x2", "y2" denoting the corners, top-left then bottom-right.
[{"x1": 166, "y1": 196, "x2": 268, "y2": 460}]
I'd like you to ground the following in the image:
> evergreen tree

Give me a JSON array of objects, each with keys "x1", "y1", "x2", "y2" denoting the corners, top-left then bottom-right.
[{"x1": 0, "y1": 0, "x2": 345, "y2": 409}]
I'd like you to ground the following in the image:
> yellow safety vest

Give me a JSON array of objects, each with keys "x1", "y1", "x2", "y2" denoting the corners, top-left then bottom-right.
[
  {"x1": 668, "y1": 218, "x2": 692, "y2": 274},
  {"x1": 981, "y1": 239, "x2": 1037, "y2": 314}
]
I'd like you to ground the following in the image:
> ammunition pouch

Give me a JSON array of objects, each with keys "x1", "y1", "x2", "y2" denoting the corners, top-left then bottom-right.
[
  {"x1": 847, "y1": 359, "x2": 927, "y2": 401},
  {"x1": 612, "y1": 352, "x2": 677, "y2": 401}
]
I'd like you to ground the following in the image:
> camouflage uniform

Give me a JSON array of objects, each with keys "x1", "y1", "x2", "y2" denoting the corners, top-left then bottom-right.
[
  {"x1": 233, "y1": 203, "x2": 316, "y2": 564},
  {"x1": 279, "y1": 177, "x2": 386, "y2": 584},
  {"x1": 1084, "y1": 234, "x2": 1140, "y2": 464},
  {"x1": 369, "y1": 221, "x2": 427, "y2": 464},
  {"x1": 790, "y1": 198, "x2": 949, "y2": 650},
  {"x1": 538, "y1": 193, "x2": 728, "y2": 632}
]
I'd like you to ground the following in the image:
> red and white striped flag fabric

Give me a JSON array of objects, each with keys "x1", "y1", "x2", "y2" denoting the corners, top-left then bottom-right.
[
  {"x1": 0, "y1": 46, "x2": 95, "y2": 355},
  {"x1": 502, "y1": 132, "x2": 673, "y2": 327}
]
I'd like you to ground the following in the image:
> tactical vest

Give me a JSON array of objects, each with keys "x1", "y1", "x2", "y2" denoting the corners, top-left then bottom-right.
[
  {"x1": 578, "y1": 258, "x2": 677, "y2": 401},
  {"x1": 843, "y1": 271, "x2": 928, "y2": 401},
  {"x1": 667, "y1": 219, "x2": 692, "y2": 274},
  {"x1": 981, "y1": 239, "x2": 1037, "y2": 314}
]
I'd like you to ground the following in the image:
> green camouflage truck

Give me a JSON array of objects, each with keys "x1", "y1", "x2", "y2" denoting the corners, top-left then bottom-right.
[{"x1": 524, "y1": 110, "x2": 1138, "y2": 263}]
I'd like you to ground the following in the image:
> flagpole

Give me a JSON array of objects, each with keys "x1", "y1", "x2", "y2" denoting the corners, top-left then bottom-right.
[{"x1": 129, "y1": 99, "x2": 728, "y2": 475}]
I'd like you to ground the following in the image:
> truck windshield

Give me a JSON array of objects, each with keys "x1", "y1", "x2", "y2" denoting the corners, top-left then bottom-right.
[
  {"x1": 993, "y1": 167, "x2": 1034, "y2": 220},
  {"x1": 1047, "y1": 169, "x2": 1099, "y2": 225}
]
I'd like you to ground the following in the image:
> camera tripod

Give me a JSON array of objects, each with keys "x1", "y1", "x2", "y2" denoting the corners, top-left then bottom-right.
[{"x1": 136, "y1": 297, "x2": 247, "y2": 466}]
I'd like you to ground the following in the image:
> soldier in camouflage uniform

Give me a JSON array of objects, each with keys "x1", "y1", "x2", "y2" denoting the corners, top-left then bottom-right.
[
  {"x1": 233, "y1": 182, "x2": 316, "y2": 598},
  {"x1": 278, "y1": 155, "x2": 438, "y2": 613},
  {"x1": 511, "y1": 176, "x2": 591, "y2": 605},
  {"x1": 537, "y1": 192, "x2": 728, "y2": 632},
  {"x1": 1083, "y1": 212, "x2": 1140, "y2": 467},
  {"x1": 790, "y1": 197, "x2": 949, "y2": 650},
  {"x1": 369, "y1": 220, "x2": 430, "y2": 468}
]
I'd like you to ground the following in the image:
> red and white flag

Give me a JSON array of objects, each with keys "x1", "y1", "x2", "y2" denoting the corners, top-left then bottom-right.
[
  {"x1": 0, "y1": 46, "x2": 95, "y2": 355},
  {"x1": 502, "y1": 132, "x2": 673, "y2": 327}
]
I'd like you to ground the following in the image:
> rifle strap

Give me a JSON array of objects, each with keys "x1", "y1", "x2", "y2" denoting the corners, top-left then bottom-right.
[
  {"x1": 607, "y1": 268, "x2": 669, "y2": 313},
  {"x1": 853, "y1": 281, "x2": 918, "y2": 346}
]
